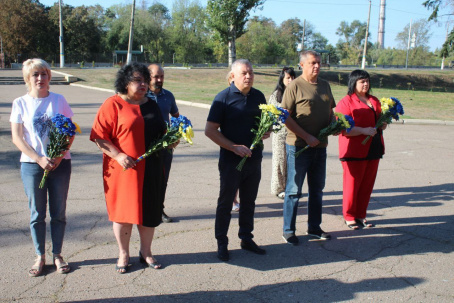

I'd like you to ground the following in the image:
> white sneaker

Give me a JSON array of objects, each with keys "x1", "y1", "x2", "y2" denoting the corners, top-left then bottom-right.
[
  {"x1": 232, "y1": 202, "x2": 240, "y2": 211},
  {"x1": 277, "y1": 192, "x2": 285, "y2": 199}
]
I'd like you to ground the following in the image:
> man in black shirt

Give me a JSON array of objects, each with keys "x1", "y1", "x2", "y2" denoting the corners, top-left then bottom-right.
[{"x1": 205, "y1": 59, "x2": 270, "y2": 261}]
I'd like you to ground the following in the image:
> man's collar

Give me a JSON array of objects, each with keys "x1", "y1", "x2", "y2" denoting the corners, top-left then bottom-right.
[
  {"x1": 149, "y1": 88, "x2": 165, "y2": 96},
  {"x1": 231, "y1": 82, "x2": 251, "y2": 95},
  {"x1": 301, "y1": 74, "x2": 318, "y2": 84}
]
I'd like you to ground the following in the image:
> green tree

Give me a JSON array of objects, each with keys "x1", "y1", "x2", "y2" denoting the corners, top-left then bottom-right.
[
  {"x1": 278, "y1": 18, "x2": 303, "y2": 63},
  {"x1": 169, "y1": 0, "x2": 210, "y2": 64},
  {"x1": 104, "y1": 5, "x2": 131, "y2": 51},
  {"x1": 47, "y1": 4, "x2": 104, "y2": 63},
  {"x1": 149, "y1": 2, "x2": 171, "y2": 19},
  {"x1": 0, "y1": 0, "x2": 50, "y2": 62},
  {"x1": 395, "y1": 19, "x2": 431, "y2": 50},
  {"x1": 423, "y1": 0, "x2": 454, "y2": 56},
  {"x1": 308, "y1": 32, "x2": 328, "y2": 50},
  {"x1": 206, "y1": 0, "x2": 265, "y2": 66},
  {"x1": 277, "y1": 18, "x2": 328, "y2": 64},
  {"x1": 236, "y1": 17, "x2": 283, "y2": 64},
  {"x1": 335, "y1": 20, "x2": 369, "y2": 65},
  {"x1": 145, "y1": 2, "x2": 172, "y2": 62}
]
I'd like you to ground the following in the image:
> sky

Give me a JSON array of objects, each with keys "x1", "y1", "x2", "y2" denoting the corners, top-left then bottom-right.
[{"x1": 39, "y1": 0, "x2": 452, "y2": 51}]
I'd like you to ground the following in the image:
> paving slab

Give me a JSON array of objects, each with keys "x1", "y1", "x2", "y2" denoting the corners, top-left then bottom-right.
[{"x1": 0, "y1": 82, "x2": 453, "y2": 303}]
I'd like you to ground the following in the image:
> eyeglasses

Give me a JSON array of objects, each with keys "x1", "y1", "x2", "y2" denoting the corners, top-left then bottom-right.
[{"x1": 131, "y1": 77, "x2": 146, "y2": 84}]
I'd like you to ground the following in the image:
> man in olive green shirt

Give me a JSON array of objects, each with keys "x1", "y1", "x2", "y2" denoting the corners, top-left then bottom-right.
[{"x1": 281, "y1": 50, "x2": 336, "y2": 245}]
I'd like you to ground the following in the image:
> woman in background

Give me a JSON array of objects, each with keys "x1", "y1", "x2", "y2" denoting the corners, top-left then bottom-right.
[{"x1": 269, "y1": 67, "x2": 296, "y2": 199}]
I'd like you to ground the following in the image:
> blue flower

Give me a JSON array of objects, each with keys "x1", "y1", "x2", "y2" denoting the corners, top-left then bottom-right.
[{"x1": 345, "y1": 115, "x2": 355, "y2": 133}]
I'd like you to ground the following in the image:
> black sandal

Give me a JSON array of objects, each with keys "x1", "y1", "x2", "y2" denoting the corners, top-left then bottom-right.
[
  {"x1": 356, "y1": 219, "x2": 374, "y2": 228},
  {"x1": 115, "y1": 258, "x2": 131, "y2": 274},
  {"x1": 139, "y1": 251, "x2": 162, "y2": 269},
  {"x1": 345, "y1": 220, "x2": 360, "y2": 230}
]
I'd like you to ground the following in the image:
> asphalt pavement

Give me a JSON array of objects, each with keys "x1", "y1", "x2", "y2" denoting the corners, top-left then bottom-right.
[{"x1": 0, "y1": 70, "x2": 453, "y2": 303}]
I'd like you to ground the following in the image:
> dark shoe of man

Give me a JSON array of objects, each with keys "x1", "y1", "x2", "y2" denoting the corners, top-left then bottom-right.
[
  {"x1": 217, "y1": 244, "x2": 229, "y2": 262},
  {"x1": 283, "y1": 233, "x2": 299, "y2": 245},
  {"x1": 162, "y1": 212, "x2": 173, "y2": 223},
  {"x1": 240, "y1": 239, "x2": 266, "y2": 255},
  {"x1": 306, "y1": 229, "x2": 331, "y2": 240}
]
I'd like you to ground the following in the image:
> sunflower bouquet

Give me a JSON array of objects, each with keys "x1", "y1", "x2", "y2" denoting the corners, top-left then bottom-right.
[
  {"x1": 132, "y1": 115, "x2": 194, "y2": 167},
  {"x1": 39, "y1": 114, "x2": 81, "y2": 188},
  {"x1": 236, "y1": 104, "x2": 289, "y2": 171},
  {"x1": 361, "y1": 97, "x2": 404, "y2": 145},
  {"x1": 294, "y1": 112, "x2": 354, "y2": 158}
]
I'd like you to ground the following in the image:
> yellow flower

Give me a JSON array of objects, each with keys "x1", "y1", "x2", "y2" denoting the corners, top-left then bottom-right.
[
  {"x1": 74, "y1": 122, "x2": 82, "y2": 134},
  {"x1": 380, "y1": 97, "x2": 394, "y2": 111},
  {"x1": 259, "y1": 104, "x2": 280, "y2": 115},
  {"x1": 180, "y1": 125, "x2": 194, "y2": 145}
]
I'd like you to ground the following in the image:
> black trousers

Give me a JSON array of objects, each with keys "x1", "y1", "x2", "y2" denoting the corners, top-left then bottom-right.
[
  {"x1": 161, "y1": 149, "x2": 173, "y2": 209},
  {"x1": 215, "y1": 157, "x2": 262, "y2": 246}
]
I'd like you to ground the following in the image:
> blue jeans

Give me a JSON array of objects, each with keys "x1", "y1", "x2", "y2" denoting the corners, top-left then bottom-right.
[
  {"x1": 215, "y1": 158, "x2": 261, "y2": 246},
  {"x1": 21, "y1": 160, "x2": 71, "y2": 255},
  {"x1": 283, "y1": 145, "x2": 326, "y2": 234}
]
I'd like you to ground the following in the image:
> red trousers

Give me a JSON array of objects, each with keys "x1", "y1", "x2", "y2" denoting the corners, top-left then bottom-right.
[{"x1": 342, "y1": 159, "x2": 380, "y2": 221}]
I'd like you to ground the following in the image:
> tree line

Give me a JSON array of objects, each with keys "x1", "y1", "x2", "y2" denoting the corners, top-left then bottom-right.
[{"x1": 0, "y1": 0, "x2": 451, "y2": 67}]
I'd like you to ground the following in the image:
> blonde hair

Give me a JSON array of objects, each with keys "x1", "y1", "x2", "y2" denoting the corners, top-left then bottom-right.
[{"x1": 22, "y1": 58, "x2": 52, "y2": 91}]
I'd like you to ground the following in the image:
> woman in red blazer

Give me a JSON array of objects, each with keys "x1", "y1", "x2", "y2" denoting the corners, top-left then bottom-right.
[{"x1": 335, "y1": 70, "x2": 387, "y2": 230}]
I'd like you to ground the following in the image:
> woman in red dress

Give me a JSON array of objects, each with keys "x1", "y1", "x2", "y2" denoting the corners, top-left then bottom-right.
[
  {"x1": 90, "y1": 63, "x2": 177, "y2": 273},
  {"x1": 335, "y1": 70, "x2": 387, "y2": 230}
]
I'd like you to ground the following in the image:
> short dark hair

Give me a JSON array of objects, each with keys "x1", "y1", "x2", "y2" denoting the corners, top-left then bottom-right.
[
  {"x1": 115, "y1": 62, "x2": 151, "y2": 94},
  {"x1": 274, "y1": 67, "x2": 296, "y2": 103},
  {"x1": 347, "y1": 69, "x2": 371, "y2": 96}
]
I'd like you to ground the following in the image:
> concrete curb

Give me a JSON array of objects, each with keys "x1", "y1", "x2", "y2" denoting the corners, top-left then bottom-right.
[
  {"x1": 69, "y1": 82, "x2": 453, "y2": 125},
  {"x1": 69, "y1": 82, "x2": 212, "y2": 110}
]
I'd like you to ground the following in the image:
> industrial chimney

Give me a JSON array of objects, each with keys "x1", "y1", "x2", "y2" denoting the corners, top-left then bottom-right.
[{"x1": 378, "y1": 0, "x2": 386, "y2": 48}]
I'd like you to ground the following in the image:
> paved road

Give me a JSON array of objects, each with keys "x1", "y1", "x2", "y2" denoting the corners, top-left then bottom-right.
[{"x1": 0, "y1": 81, "x2": 453, "y2": 303}]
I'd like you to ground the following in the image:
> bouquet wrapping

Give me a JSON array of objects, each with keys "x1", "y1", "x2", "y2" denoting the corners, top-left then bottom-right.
[
  {"x1": 361, "y1": 97, "x2": 404, "y2": 145},
  {"x1": 131, "y1": 115, "x2": 194, "y2": 168},
  {"x1": 39, "y1": 114, "x2": 81, "y2": 188},
  {"x1": 294, "y1": 112, "x2": 354, "y2": 158},
  {"x1": 236, "y1": 104, "x2": 289, "y2": 171}
]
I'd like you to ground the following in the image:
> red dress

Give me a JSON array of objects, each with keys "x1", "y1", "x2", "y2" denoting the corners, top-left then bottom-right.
[{"x1": 90, "y1": 95, "x2": 166, "y2": 227}]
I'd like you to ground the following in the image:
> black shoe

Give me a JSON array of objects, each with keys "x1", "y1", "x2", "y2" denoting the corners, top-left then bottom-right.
[
  {"x1": 306, "y1": 229, "x2": 331, "y2": 240},
  {"x1": 162, "y1": 212, "x2": 173, "y2": 223},
  {"x1": 240, "y1": 240, "x2": 266, "y2": 255},
  {"x1": 217, "y1": 245, "x2": 229, "y2": 261},
  {"x1": 283, "y1": 234, "x2": 299, "y2": 245}
]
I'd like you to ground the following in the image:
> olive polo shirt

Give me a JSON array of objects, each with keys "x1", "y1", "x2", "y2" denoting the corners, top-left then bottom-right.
[{"x1": 281, "y1": 76, "x2": 335, "y2": 147}]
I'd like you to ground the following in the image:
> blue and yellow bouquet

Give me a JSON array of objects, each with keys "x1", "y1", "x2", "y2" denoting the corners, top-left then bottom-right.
[
  {"x1": 295, "y1": 112, "x2": 354, "y2": 158},
  {"x1": 236, "y1": 104, "x2": 289, "y2": 171},
  {"x1": 39, "y1": 114, "x2": 81, "y2": 188},
  {"x1": 362, "y1": 97, "x2": 404, "y2": 145},
  {"x1": 133, "y1": 115, "x2": 194, "y2": 167}
]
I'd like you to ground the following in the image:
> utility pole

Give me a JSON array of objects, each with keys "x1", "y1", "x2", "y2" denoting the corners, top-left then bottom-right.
[
  {"x1": 59, "y1": 0, "x2": 65, "y2": 68},
  {"x1": 127, "y1": 0, "x2": 136, "y2": 65},
  {"x1": 405, "y1": 19, "x2": 412, "y2": 69},
  {"x1": 361, "y1": 0, "x2": 371, "y2": 69},
  {"x1": 301, "y1": 19, "x2": 306, "y2": 51},
  {"x1": 441, "y1": 22, "x2": 450, "y2": 70},
  {"x1": 0, "y1": 35, "x2": 4, "y2": 69}
]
